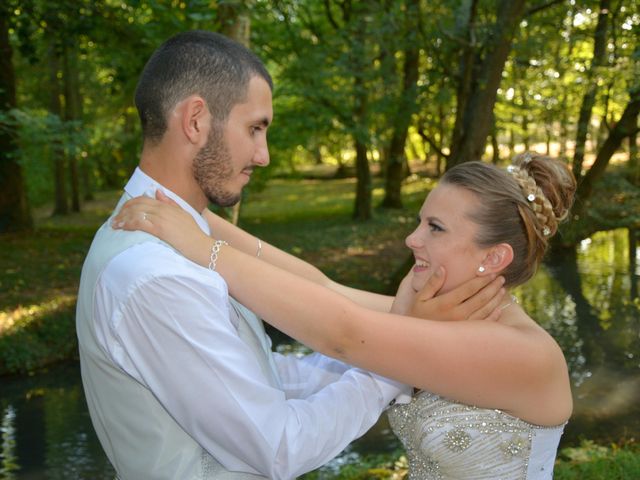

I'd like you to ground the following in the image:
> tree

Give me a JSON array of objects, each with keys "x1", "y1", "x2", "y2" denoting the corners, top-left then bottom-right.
[
  {"x1": 574, "y1": 86, "x2": 640, "y2": 212},
  {"x1": 380, "y1": 0, "x2": 420, "y2": 209},
  {"x1": 572, "y1": 0, "x2": 611, "y2": 178},
  {"x1": 0, "y1": 5, "x2": 32, "y2": 232},
  {"x1": 446, "y1": 0, "x2": 527, "y2": 168}
]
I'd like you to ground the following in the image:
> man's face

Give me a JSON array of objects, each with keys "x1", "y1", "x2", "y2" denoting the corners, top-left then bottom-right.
[{"x1": 193, "y1": 76, "x2": 273, "y2": 207}]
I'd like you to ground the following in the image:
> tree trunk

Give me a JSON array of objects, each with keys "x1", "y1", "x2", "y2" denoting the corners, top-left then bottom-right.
[
  {"x1": 353, "y1": 138, "x2": 371, "y2": 220},
  {"x1": 508, "y1": 128, "x2": 515, "y2": 157},
  {"x1": 630, "y1": 228, "x2": 638, "y2": 300},
  {"x1": 574, "y1": 87, "x2": 640, "y2": 216},
  {"x1": 49, "y1": 41, "x2": 68, "y2": 216},
  {"x1": 490, "y1": 112, "x2": 500, "y2": 164},
  {"x1": 63, "y1": 42, "x2": 82, "y2": 212},
  {"x1": 448, "y1": 0, "x2": 526, "y2": 169},
  {"x1": 556, "y1": 4, "x2": 576, "y2": 160},
  {"x1": 350, "y1": 11, "x2": 372, "y2": 220},
  {"x1": 381, "y1": 0, "x2": 420, "y2": 208},
  {"x1": 628, "y1": 130, "x2": 638, "y2": 184},
  {"x1": 0, "y1": 9, "x2": 32, "y2": 232},
  {"x1": 572, "y1": 0, "x2": 610, "y2": 179}
]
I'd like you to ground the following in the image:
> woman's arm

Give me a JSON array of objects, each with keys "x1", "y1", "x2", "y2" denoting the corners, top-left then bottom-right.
[
  {"x1": 113, "y1": 198, "x2": 564, "y2": 421},
  {"x1": 111, "y1": 197, "x2": 560, "y2": 415},
  {"x1": 201, "y1": 206, "x2": 393, "y2": 312},
  {"x1": 156, "y1": 191, "x2": 504, "y2": 321}
]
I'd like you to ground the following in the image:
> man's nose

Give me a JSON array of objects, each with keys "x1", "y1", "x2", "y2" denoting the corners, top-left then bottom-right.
[{"x1": 253, "y1": 141, "x2": 270, "y2": 167}]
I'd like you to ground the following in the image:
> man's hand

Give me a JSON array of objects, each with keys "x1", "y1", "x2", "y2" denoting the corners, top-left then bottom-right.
[{"x1": 394, "y1": 267, "x2": 506, "y2": 322}]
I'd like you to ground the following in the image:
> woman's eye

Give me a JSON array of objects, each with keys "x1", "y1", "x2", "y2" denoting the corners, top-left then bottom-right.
[{"x1": 428, "y1": 222, "x2": 443, "y2": 232}]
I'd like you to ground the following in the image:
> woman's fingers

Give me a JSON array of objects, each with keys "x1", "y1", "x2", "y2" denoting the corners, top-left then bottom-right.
[
  {"x1": 156, "y1": 189, "x2": 180, "y2": 206},
  {"x1": 112, "y1": 196, "x2": 166, "y2": 234}
]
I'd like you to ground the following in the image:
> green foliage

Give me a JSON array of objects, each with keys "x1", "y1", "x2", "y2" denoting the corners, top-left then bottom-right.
[
  {"x1": 559, "y1": 167, "x2": 640, "y2": 245},
  {"x1": 3, "y1": 0, "x2": 638, "y2": 223},
  {"x1": 301, "y1": 451, "x2": 407, "y2": 480},
  {"x1": 555, "y1": 441, "x2": 640, "y2": 480},
  {"x1": 1, "y1": 108, "x2": 90, "y2": 206},
  {"x1": 297, "y1": 442, "x2": 640, "y2": 479}
]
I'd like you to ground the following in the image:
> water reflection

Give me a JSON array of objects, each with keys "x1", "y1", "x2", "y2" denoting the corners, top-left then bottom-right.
[
  {"x1": 0, "y1": 363, "x2": 115, "y2": 479},
  {"x1": 0, "y1": 230, "x2": 638, "y2": 478}
]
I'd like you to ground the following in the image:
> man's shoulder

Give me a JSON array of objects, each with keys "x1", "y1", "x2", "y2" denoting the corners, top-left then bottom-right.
[{"x1": 101, "y1": 240, "x2": 227, "y2": 297}]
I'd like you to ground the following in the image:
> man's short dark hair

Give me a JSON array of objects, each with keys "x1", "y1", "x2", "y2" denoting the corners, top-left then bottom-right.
[{"x1": 134, "y1": 30, "x2": 272, "y2": 144}]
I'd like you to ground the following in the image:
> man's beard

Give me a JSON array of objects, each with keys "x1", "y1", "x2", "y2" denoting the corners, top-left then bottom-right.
[{"x1": 192, "y1": 125, "x2": 241, "y2": 207}]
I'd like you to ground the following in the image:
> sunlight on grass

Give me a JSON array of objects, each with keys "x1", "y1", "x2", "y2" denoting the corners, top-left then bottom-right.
[{"x1": 0, "y1": 295, "x2": 76, "y2": 335}]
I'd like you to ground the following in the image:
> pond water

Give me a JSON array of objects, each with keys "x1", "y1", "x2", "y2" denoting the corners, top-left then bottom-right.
[{"x1": 1, "y1": 229, "x2": 638, "y2": 479}]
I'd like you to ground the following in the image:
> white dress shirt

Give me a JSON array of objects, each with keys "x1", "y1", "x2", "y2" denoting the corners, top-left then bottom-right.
[{"x1": 90, "y1": 168, "x2": 407, "y2": 479}]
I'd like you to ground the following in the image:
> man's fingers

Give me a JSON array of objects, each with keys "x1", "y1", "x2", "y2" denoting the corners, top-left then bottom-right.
[
  {"x1": 442, "y1": 274, "x2": 497, "y2": 306},
  {"x1": 465, "y1": 281, "x2": 507, "y2": 321},
  {"x1": 462, "y1": 276, "x2": 506, "y2": 320},
  {"x1": 416, "y1": 266, "x2": 446, "y2": 302}
]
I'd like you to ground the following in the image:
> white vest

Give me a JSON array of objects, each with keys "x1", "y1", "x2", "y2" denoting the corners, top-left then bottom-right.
[{"x1": 76, "y1": 193, "x2": 282, "y2": 479}]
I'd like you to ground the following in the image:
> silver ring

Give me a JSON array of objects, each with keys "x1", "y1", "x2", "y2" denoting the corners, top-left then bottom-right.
[{"x1": 142, "y1": 212, "x2": 148, "y2": 221}]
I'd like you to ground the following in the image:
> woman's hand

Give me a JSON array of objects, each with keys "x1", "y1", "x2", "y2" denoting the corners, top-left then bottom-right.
[
  {"x1": 112, "y1": 190, "x2": 212, "y2": 267},
  {"x1": 395, "y1": 267, "x2": 506, "y2": 322}
]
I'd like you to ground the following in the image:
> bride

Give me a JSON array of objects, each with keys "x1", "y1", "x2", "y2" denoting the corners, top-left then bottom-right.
[{"x1": 113, "y1": 152, "x2": 575, "y2": 479}]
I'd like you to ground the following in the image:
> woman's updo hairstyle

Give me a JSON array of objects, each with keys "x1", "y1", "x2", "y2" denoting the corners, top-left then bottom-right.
[{"x1": 441, "y1": 153, "x2": 576, "y2": 287}]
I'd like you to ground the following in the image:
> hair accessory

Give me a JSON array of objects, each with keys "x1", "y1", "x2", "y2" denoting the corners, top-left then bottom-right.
[
  {"x1": 208, "y1": 239, "x2": 229, "y2": 272},
  {"x1": 506, "y1": 158, "x2": 556, "y2": 239},
  {"x1": 256, "y1": 238, "x2": 262, "y2": 258},
  {"x1": 478, "y1": 266, "x2": 485, "y2": 273}
]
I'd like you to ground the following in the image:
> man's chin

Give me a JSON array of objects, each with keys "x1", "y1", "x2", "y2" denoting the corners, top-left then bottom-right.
[{"x1": 206, "y1": 192, "x2": 241, "y2": 208}]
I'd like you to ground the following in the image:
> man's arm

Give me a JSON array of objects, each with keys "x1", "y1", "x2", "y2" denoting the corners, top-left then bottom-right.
[{"x1": 102, "y1": 243, "x2": 403, "y2": 479}]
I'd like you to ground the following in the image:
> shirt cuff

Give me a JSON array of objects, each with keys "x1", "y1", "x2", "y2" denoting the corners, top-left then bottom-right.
[{"x1": 361, "y1": 370, "x2": 412, "y2": 407}]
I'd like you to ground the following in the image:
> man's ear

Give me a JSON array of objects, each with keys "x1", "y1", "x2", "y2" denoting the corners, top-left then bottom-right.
[
  {"x1": 181, "y1": 95, "x2": 210, "y2": 145},
  {"x1": 479, "y1": 243, "x2": 514, "y2": 275}
]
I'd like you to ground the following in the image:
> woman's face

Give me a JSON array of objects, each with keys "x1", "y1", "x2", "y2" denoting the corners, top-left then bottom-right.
[{"x1": 405, "y1": 183, "x2": 488, "y2": 294}]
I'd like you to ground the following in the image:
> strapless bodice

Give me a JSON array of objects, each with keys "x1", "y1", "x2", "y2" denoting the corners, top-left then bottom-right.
[{"x1": 387, "y1": 391, "x2": 564, "y2": 479}]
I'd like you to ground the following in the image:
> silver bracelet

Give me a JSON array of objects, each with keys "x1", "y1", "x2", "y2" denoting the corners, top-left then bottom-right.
[
  {"x1": 256, "y1": 238, "x2": 262, "y2": 258},
  {"x1": 208, "y1": 240, "x2": 228, "y2": 271}
]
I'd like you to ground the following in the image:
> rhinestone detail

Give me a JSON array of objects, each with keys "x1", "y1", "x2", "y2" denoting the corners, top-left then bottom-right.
[{"x1": 388, "y1": 391, "x2": 564, "y2": 479}]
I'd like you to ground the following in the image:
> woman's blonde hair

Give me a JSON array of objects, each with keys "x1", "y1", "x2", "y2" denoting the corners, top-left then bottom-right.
[{"x1": 441, "y1": 153, "x2": 577, "y2": 287}]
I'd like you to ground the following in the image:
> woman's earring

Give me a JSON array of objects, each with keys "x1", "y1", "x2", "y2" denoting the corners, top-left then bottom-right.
[{"x1": 478, "y1": 266, "x2": 485, "y2": 273}]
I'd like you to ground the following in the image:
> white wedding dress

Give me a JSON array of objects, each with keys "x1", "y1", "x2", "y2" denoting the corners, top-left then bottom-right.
[{"x1": 387, "y1": 391, "x2": 565, "y2": 479}]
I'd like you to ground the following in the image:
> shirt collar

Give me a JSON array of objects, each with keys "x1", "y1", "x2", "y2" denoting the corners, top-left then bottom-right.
[{"x1": 124, "y1": 167, "x2": 211, "y2": 235}]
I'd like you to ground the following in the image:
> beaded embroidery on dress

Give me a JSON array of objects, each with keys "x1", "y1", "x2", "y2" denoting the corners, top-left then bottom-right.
[{"x1": 387, "y1": 391, "x2": 564, "y2": 479}]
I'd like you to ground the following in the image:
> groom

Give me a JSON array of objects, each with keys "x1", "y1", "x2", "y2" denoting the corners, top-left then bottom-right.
[{"x1": 76, "y1": 31, "x2": 409, "y2": 479}]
